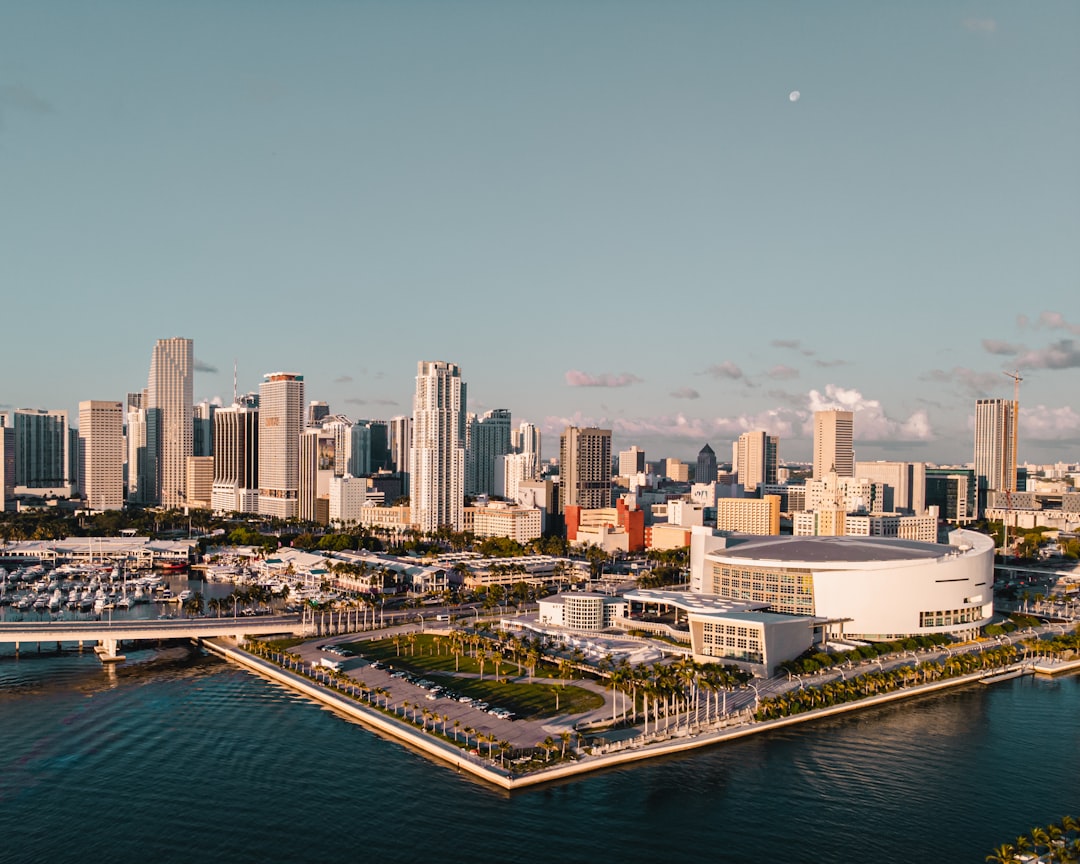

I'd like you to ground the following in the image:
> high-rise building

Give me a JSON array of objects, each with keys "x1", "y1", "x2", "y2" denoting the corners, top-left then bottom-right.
[
  {"x1": 126, "y1": 390, "x2": 150, "y2": 504},
  {"x1": 618, "y1": 446, "x2": 646, "y2": 477},
  {"x1": 925, "y1": 467, "x2": 975, "y2": 525},
  {"x1": 974, "y1": 398, "x2": 1018, "y2": 515},
  {"x1": 185, "y1": 456, "x2": 215, "y2": 510},
  {"x1": 146, "y1": 337, "x2": 194, "y2": 508},
  {"x1": 696, "y1": 443, "x2": 717, "y2": 484},
  {"x1": 193, "y1": 401, "x2": 215, "y2": 457},
  {"x1": 735, "y1": 431, "x2": 779, "y2": 493},
  {"x1": 211, "y1": 402, "x2": 259, "y2": 513},
  {"x1": 78, "y1": 400, "x2": 124, "y2": 511},
  {"x1": 258, "y1": 372, "x2": 305, "y2": 519},
  {"x1": 410, "y1": 361, "x2": 466, "y2": 533},
  {"x1": 299, "y1": 427, "x2": 335, "y2": 523},
  {"x1": 664, "y1": 458, "x2": 690, "y2": 483},
  {"x1": 466, "y1": 408, "x2": 512, "y2": 497},
  {"x1": 812, "y1": 410, "x2": 854, "y2": 479},
  {"x1": 0, "y1": 415, "x2": 13, "y2": 510},
  {"x1": 559, "y1": 427, "x2": 612, "y2": 511},
  {"x1": 388, "y1": 415, "x2": 413, "y2": 498},
  {"x1": 13, "y1": 408, "x2": 70, "y2": 493},
  {"x1": 307, "y1": 401, "x2": 330, "y2": 426}
]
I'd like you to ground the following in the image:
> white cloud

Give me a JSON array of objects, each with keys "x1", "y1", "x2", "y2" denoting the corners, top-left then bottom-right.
[
  {"x1": 807, "y1": 384, "x2": 934, "y2": 442},
  {"x1": 982, "y1": 339, "x2": 1023, "y2": 356},
  {"x1": 1020, "y1": 405, "x2": 1080, "y2": 440},
  {"x1": 1016, "y1": 339, "x2": 1080, "y2": 370},
  {"x1": 565, "y1": 370, "x2": 642, "y2": 388},
  {"x1": 1035, "y1": 311, "x2": 1080, "y2": 334}
]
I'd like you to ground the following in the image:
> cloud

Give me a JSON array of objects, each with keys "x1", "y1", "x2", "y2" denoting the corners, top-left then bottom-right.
[
  {"x1": 703, "y1": 361, "x2": 744, "y2": 380},
  {"x1": 921, "y1": 366, "x2": 1004, "y2": 398},
  {"x1": 371, "y1": 398, "x2": 399, "y2": 406},
  {"x1": 565, "y1": 370, "x2": 642, "y2": 388},
  {"x1": 962, "y1": 17, "x2": 996, "y2": 32},
  {"x1": 194, "y1": 358, "x2": 217, "y2": 373},
  {"x1": 334, "y1": 375, "x2": 353, "y2": 384},
  {"x1": 1020, "y1": 405, "x2": 1080, "y2": 440},
  {"x1": 670, "y1": 387, "x2": 700, "y2": 400},
  {"x1": 807, "y1": 384, "x2": 933, "y2": 442},
  {"x1": 1015, "y1": 339, "x2": 1080, "y2": 370},
  {"x1": 982, "y1": 339, "x2": 1024, "y2": 356},
  {"x1": 814, "y1": 358, "x2": 848, "y2": 368},
  {"x1": 345, "y1": 397, "x2": 366, "y2": 405},
  {"x1": 1035, "y1": 311, "x2": 1080, "y2": 335},
  {"x1": 771, "y1": 339, "x2": 801, "y2": 350},
  {"x1": 766, "y1": 365, "x2": 799, "y2": 381}
]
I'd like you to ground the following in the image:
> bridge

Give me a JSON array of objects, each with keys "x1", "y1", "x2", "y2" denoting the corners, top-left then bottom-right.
[{"x1": 0, "y1": 615, "x2": 305, "y2": 662}]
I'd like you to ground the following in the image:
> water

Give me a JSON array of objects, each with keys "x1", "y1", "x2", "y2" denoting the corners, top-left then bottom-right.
[{"x1": 1, "y1": 644, "x2": 1077, "y2": 864}]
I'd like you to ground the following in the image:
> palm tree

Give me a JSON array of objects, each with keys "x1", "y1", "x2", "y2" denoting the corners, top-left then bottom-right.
[
  {"x1": 559, "y1": 730, "x2": 572, "y2": 759},
  {"x1": 985, "y1": 843, "x2": 1016, "y2": 863}
]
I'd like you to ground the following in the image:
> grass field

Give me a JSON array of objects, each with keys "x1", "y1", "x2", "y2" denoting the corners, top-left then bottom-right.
[{"x1": 342, "y1": 635, "x2": 604, "y2": 719}]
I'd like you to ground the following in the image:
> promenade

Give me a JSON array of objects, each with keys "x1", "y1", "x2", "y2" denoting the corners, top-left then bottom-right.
[{"x1": 204, "y1": 629, "x2": 1080, "y2": 791}]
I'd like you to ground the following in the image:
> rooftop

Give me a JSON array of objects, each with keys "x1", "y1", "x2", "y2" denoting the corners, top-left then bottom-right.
[{"x1": 716, "y1": 535, "x2": 954, "y2": 564}]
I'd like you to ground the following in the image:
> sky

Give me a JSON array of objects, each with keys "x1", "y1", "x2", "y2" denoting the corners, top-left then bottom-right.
[{"x1": 1, "y1": 1, "x2": 1078, "y2": 466}]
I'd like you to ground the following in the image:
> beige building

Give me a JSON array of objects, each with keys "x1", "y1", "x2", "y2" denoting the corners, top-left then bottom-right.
[
  {"x1": 716, "y1": 496, "x2": 781, "y2": 535},
  {"x1": 258, "y1": 372, "x2": 305, "y2": 519},
  {"x1": 560, "y1": 426, "x2": 612, "y2": 510},
  {"x1": 664, "y1": 458, "x2": 689, "y2": 483},
  {"x1": 734, "y1": 430, "x2": 778, "y2": 492},
  {"x1": 184, "y1": 456, "x2": 214, "y2": 510},
  {"x1": 78, "y1": 400, "x2": 124, "y2": 511},
  {"x1": 813, "y1": 409, "x2": 854, "y2": 479},
  {"x1": 470, "y1": 500, "x2": 543, "y2": 544}
]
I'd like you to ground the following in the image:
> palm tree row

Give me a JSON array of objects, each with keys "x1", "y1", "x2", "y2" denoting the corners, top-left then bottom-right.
[
  {"x1": 756, "y1": 645, "x2": 1019, "y2": 721},
  {"x1": 986, "y1": 815, "x2": 1080, "y2": 863}
]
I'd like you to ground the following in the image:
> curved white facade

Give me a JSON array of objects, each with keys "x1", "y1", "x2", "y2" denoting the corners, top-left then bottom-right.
[{"x1": 701, "y1": 530, "x2": 995, "y2": 641}]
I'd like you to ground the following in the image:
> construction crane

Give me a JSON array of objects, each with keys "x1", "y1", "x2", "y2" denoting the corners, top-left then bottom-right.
[{"x1": 1002, "y1": 370, "x2": 1023, "y2": 557}]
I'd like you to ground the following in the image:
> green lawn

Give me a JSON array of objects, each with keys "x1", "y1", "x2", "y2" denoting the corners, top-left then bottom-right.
[{"x1": 342, "y1": 635, "x2": 604, "y2": 719}]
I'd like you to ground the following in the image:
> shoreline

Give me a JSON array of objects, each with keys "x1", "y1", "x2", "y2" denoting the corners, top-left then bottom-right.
[{"x1": 200, "y1": 637, "x2": 1080, "y2": 791}]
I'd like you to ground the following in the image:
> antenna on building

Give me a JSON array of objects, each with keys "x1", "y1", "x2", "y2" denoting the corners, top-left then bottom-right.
[{"x1": 233, "y1": 359, "x2": 238, "y2": 406}]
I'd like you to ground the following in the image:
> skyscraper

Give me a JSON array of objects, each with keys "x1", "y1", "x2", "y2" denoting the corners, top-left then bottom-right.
[
  {"x1": 466, "y1": 408, "x2": 512, "y2": 497},
  {"x1": 258, "y1": 372, "x2": 305, "y2": 519},
  {"x1": 812, "y1": 409, "x2": 854, "y2": 479},
  {"x1": 974, "y1": 397, "x2": 1018, "y2": 514},
  {"x1": 146, "y1": 337, "x2": 193, "y2": 508},
  {"x1": 78, "y1": 400, "x2": 124, "y2": 511},
  {"x1": 410, "y1": 361, "x2": 466, "y2": 533},
  {"x1": 736, "y1": 430, "x2": 778, "y2": 492},
  {"x1": 559, "y1": 426, "x2": 612, "y2": 511},
  {"x1": 13, "y1": 408, "x2": 69, "y2": 492},
  {"x1": 211, "y1": 401, "x2": 259, "y2": 513},
  {"x1": 696, "y1": 443, "x2": 717, "y2": 483},
  {"x1": 193, "y1": 401, "x2": 215, "y2": 457},
  {"x1": 618, "y1": 446, "x2": 645, "y2": 477},
  {"x1": 0, "y1": 415, "x2": 15, "y2": 510}
]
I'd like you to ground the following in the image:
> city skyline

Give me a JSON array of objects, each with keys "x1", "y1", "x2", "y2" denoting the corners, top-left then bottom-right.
[{"x1": 1, "y1": 2, "x2": 1077, "y2": 464}]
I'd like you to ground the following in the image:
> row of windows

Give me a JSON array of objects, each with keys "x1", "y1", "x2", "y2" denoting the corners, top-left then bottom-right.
[{"x1": 919, "y1": 608, "x2": 982, "y2": 628}]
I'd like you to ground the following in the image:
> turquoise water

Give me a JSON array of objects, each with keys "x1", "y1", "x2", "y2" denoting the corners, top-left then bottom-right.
[{"x1": 1, "y1": 644, "x2": 1076, "y2": 863}]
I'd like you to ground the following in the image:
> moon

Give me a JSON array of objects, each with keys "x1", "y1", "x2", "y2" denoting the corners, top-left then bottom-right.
[{"x1": 789, "y1": 90, "x2": 801, "y2": 102}]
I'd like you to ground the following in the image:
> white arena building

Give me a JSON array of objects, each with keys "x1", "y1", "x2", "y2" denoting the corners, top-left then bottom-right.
[{"x1": 691, "y1": 528, "x2": 995, "y2": 642}]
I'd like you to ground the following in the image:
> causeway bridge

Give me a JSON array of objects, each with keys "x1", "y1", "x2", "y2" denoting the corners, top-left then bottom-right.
[{"x1": 0, "y1": 615, "x2": 305, "y2": 662}]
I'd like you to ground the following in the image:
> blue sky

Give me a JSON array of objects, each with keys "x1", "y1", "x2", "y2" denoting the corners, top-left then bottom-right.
[{"x1": 1, "y1": 1, "x2": 1077, "y2": 465}]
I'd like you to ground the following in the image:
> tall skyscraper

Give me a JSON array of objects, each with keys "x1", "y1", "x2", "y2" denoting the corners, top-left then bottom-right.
[
  {"x1": 13, "y1": 408, "x2": 69, "y2": 492},
  {"x1": 146, "y1": 337, "x2": 194, "y2": 508},
  {"x1": 410, "y1": 361, "x2": 466, "y2": 533},
  {"x1": 211, "y1": 402, "x2": 259, "y2": 513},
  {"x1": 258, "y1": 372, "x2": 305, "y2": 519},
  {"x1": 78, "y1": 400, "x2": 124, "y2": 511},
  {"x1": 735, "y1": 430, "x2": 778, "y2": 493},
  {"x1": 559, "y1": 426, "x2": 612, "y2": 511},
  {"x1": 974, "y1": 397, "x2": 1018, "y2": 514},
  {"x1": 466, "y1": 408, "x2": 512, "y2": 497},
  {"x1": 299, "y1": 426, "x2": 335, "y2": 523},
  {"x1": 812, "y1": 409, "x2": 854, "y2": 479},
  {"x1": 696, "y1": 443, "x2": 717, "y2": 483}
]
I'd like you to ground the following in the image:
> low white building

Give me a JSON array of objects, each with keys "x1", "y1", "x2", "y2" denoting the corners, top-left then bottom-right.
[
  {"x1": 470, "y1": 500, "x2": 543, "y2": 544},
  {"x1": 538, "y1": 592, "x2": 628, "y2": 631},
  {"x1": 329, "y1": 474, "x2": 369, "y2": 526}
]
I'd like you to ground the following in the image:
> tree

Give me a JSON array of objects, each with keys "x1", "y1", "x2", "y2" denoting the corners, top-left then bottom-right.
[{"x1": 984, "y1": 844, "x2": 1015, "y2": 864}]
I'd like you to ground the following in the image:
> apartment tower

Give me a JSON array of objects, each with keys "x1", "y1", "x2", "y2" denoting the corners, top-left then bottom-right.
[
  {"x1": 258, "y1": 372, "x2": 305, "y2": 519},
  {"x1": 78, "y1": 400, "x2": 124, "y2": 511},
  {"x1": 812, "y1": 409, "x2": 854, "y2": 479},
  {"x1": 146, "y1": 337, "x2": 194, "y2": 508},
  {"x1": 559, "y1": 426, "x2": 612, "y2": 511},
  {"x1": 410, "y1": 361, "x2": 466, "y2": 533}
]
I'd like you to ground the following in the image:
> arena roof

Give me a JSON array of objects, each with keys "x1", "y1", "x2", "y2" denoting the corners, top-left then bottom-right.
[{"x1": 716, "y1": 535, "x2": 955, "y2": 564}]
